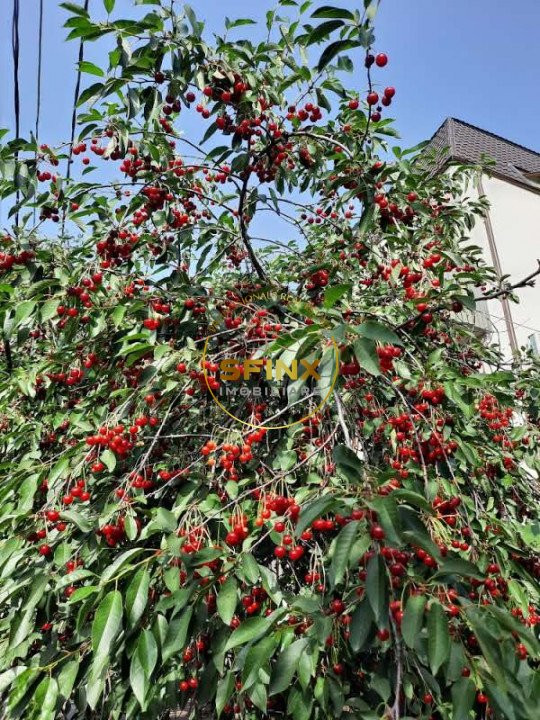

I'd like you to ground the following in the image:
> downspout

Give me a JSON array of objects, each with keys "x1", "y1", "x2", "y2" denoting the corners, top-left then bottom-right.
[{"x1": 477, "y1": 176, "x2": 520, "y2": 355}]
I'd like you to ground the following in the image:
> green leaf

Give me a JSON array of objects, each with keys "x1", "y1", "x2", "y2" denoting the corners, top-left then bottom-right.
[
  {"x1": 162, "y1": 607, "x2": 192, "y2": 662},
  {"x1": 427, "y1": 602, "x2": 450, "y2": 675},
  {"x1": 353, "y1": 337, "x2": 381, "y2": 376},
  {"x1": 349, "y1": 598, "x2": 373, "y2": 652},
  {"x1": 451, "y1": 677, "x2": 476, "y2": 720},
  {"x1": 14, "y1": 301, "x2": 35, "y2": 328},
  {"x1": 366, "y1": 554, "x2": 388, "y2": 625},
  {"x1": 366, "y1": 497, "x2": 401, "y2": 545},
  {"x1": 10, "y1": 575, "x2": 48, "y2": 648},
  {"x1": 332, "y1": 444, "x2": 363, "y2": 482},
  {"x1": 311, "y1": 6, "x2": 354, "y2": 19},
  {"x1": 331, "y1": 521, "x2": 359, "y2": 585},
  {"x1": 79, "y1": 60, "x2": 105, "y2": 77},
  {"x1": 35, "y1": 677, "x2": 58, "y2": 720},
  {"x1": 57, "y1": 660, "x2": 78, "y2": 701},
  {"x1": 269, "y1": 639, "x2": 309, "y2": 695},
  {"x1": 100, "y1": 548, "x2": 145, "y2": 585},
  {"x1": 306, "y1": 19, "x2": 345, "y2": 45},
  {"x1": 355, "y1": 321, "x2": 401, "y2": 345},
  {"x1": 49, "y1": 456, "x2": 70, "y2": 484},
  {"x1": 103, "y1": 0, "x2": 115, "y2": 12},
  {"x1": 225, "y1": 617, "x2": 272, "y2": 651},
  {"x1": 433, "y1": 557, "x2": 484, "y2": 580},
  {"x1": 100, "y1": 448, "x2": 116, "y2": 472},
  {"x1": 40, "y1": 298, "x2": 60, "y2": 322},
  {"x1": 130, "y1": 630, "x2": 157, "y2": 707},
  {"x1": 323, "y1": 283, "x2": 350, "y2": 308},
  {"x1": 59, "y1": 509, "x2": 92, "y2": 532},
  {"x1": 317, "y1": 39, "x2": 361, "y2": 71},
  {"x1": 91, "y1": 590, "x2": 123, "y2": 665},
  {"x1": 77, "y1": 82, "x2": 104, "y2": 107},
  {"x1": 242, "y1": 635, "x2": 277, "y2": 688},
  {"x1": 216, "y1": 671, "x2": 235, "y2": 716},
  {"x1": 401, "y1": 594, "x2": 426, "y2": 649},
  {"x1": 296, "y1": 495, "x2": 336, "y2": 535},
  {"x1": 217, "y1": 576, "x2": 238, "y2": 626}
]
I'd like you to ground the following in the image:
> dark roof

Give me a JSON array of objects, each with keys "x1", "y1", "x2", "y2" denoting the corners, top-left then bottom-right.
[{"x1": 422, "y1": 117, "x2": 540, "y2": 190}]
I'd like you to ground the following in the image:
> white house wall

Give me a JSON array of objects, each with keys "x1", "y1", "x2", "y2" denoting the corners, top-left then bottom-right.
[{"x1": 467, "y1": 175, "x2": 540, "y2": 357}]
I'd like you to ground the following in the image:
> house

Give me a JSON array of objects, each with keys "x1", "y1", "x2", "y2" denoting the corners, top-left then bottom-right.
[{"x1": 424, "y1": 118, "x2": 540, "y2": 358}]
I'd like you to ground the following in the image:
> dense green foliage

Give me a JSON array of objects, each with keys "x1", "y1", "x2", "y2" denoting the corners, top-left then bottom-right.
[{"x1": 0, "y1": 1, "x2": 539, "y2": 718}]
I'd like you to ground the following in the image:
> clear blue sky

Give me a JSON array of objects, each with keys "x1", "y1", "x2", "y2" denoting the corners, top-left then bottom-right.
[{"x1": 1, "y1": 0, "x2": 539, "y2": 154}]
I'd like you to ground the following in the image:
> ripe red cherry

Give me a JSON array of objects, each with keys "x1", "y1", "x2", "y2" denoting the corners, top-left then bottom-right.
[
  {"x1": 188, "y1": 677, "x2": 199, "y2": 689},
  {"x1": 384, "y1": 86, "x2": 395, "y2": 98},
  {"x1": 39, "y1": 544, "x2": 52, "y2": 557},
  {"x1": 184, "y1": 298, "x2": 196, "y2": 309},
  {"x1": 476, "y1": 692, "x2": 488, "y2": 704},
  {"x1": 274, "y1": 546, "x2": 286, "y2": 559},
  {"x1": 289, "y1": 546, "x2": 304, "y2": 561},
  {"x1": 186, "y1": 92, "x2": 196, "y2": 102},
  {"x1": 370, "y1": 524, "x2": 385, "y2": 540},
  {"x1": 375, "y1": 53, "x2": 388, "y2": 67},
  {"x1": 179, "y1": 681, "x2": 189, "y2": 692},
  {"x1": 367, "y1": 92, "x2": 379, "y2": 106},
  {"x1": 348, "y1": 99, "x2": 359, "y2": 110},
  {"x1": 376, "y1": 628, "x2": 390, "y2": 641},
  {"x1": 423, "y1": 693, "x2": 433, "y2": 704}
]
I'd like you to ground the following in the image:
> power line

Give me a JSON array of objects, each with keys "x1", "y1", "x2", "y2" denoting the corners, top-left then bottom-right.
[
  {"x1": 34, "y1": 0, "x2": 44, "y2": 225},
  {"x1": 62, "y1": 0, "x2": 90, "y2": 234},
  {"x1": 35, "y1": 0, "x2": 44, "y2": 142},
  {"x1": 12, "y1": 0, "x2": 20, "y2": 225}
]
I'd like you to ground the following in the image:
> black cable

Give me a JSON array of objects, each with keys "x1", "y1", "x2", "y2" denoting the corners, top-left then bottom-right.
[
  {"x1": 12, "y1": 0, "x2": 20, "y2": 225},
  {"x1": 62, "y1": 0, "x2": 90, "y2": 234},
  {"x1": 35, "y1": 0, "x2": 44, "y2": 141},
  {"x1": 34, "y1": 0, "x2": 44, "y2": 225},
  {"x1": 66, "y1": 0, "x2": 90, "y2": 184},
  {"x1": 12, "y1": 0, "x2": 20, "y2": 140}
]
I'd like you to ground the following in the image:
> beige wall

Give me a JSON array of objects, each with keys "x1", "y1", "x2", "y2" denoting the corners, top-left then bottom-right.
[{"x1": 467, "y1": 175, "x2": 540, "y2": 357}]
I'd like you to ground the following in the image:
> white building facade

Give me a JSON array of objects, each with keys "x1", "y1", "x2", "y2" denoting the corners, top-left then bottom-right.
[{"x1": 425, "y1": 118, "x2": 540, "y2": 358}]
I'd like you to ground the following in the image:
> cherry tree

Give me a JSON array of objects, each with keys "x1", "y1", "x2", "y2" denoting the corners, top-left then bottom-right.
[{"x1": 0, "y1": 1, "x2": 539, "y2": 719}]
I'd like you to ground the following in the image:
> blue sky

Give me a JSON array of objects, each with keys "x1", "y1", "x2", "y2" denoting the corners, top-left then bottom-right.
[{"x1": 2, "y1": 0, "x2": 539, "y2": 154}]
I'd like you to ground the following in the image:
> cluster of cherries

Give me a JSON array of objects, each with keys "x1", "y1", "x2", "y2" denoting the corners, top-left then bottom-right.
[{"x1": 0, "y1": 247, "x2": 34, "y2": 272}]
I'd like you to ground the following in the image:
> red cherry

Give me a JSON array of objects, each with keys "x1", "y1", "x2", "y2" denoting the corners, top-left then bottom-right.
[
  {"x1": 39, "y1": 544, "x2": 52, "y2": 557},
  {"x1": 348, "y1": 99, "x2": 359, "y2": 110},
  {"x1": 375, "y1": 53, "x2": 388, "y2": 67},
  {"x1": 274, "y1": 546, "x2": 287, "y2": 559},
  {"x1": 376, "y1": 628, "x2": 390, "y2": 641},
  {"x1": 423, "y1": 693, "x2": 433, "y2": 704},
  {"x1": 476, "y1": 692, "x2": 488, "y2": 704},
  {"x1": 384, "y1": 86, "x2": 395, "y2": 98},
  {"x1": 367, "y1": 92, "x2": 379, "y2": 106},
  {"x1": 370, "y1": 525, "x2": 385, "y2": 540}
]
